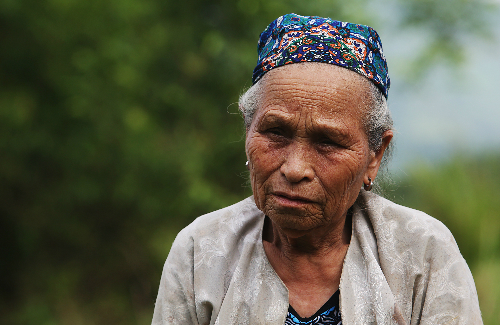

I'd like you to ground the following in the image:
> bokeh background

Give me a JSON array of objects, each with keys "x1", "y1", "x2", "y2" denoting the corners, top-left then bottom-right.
[{"x1": 1, "y1": 0, "x2": 499, "y2": 323}]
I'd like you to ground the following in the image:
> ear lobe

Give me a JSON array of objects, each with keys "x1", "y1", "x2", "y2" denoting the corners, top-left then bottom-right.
[{"x1": 367, "y1": 130, "x2": 393, "y2": 176}]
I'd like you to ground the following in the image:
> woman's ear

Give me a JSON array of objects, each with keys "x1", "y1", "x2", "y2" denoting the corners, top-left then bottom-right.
[{"x1": 367, "y1": 130, "x2": 393, "y2": 179}]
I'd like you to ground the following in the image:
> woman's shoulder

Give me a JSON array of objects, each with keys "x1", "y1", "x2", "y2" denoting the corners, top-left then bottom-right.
[
  {"x1": 360, "y1": 191, "x2": 455, "y2": 245},
  {"x1": 345, "y1": 193, "x2": 481, "y2": 324},
  {"x1": 173, "y1": 196, "x2": 265, "y2": 251},
  {"x1": 164, "y1": 196, "x2": 265, "y2": 284}
]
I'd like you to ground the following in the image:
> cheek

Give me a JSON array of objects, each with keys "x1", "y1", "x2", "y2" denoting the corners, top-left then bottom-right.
[
  {"x1": 248, "y1": 140, "x2": 278, "y2": 170},
  {"x1": 246, "y1": 136, "x2": 283, "y2": 207},
  {"x1": 319, "y1": 150, "x2": 368, "y2": 204}
]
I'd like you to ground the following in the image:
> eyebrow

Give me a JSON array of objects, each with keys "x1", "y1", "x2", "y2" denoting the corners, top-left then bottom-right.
[
  {"x1": 258, "y1": 110, "x2": 355, "y2": 140},
  {"x1": 312, "y1": 121, "x2": 353, "y2": 141}
]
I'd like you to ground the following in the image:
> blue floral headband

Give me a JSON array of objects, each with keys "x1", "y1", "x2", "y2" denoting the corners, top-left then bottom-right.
[{"x1": 252, "y1": 13, "x2": 390, "y2": 98}]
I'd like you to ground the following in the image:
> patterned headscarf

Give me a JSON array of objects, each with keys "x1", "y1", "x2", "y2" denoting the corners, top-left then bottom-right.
[{"x1": 252, "y1": 13, "x2": 390, "y2": 98}]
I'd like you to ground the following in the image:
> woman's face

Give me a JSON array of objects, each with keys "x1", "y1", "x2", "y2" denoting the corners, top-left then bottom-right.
[{"x1": 246, "y1": 63, "x2": 386, "y2": 237}]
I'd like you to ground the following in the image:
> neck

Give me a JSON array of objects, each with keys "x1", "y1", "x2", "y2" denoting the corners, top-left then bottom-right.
[
  {"x1": 262, "y1": 210, "x2": 352, "y2": 284},
  {"x1": 262, "y1": 212, "x2": 352, "y2": 318},
  {"x1": 263, "y1": 210, "x2": 352, "y2": 258}
]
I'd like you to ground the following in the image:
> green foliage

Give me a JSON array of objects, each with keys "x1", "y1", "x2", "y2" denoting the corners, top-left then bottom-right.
[
  {"x1": 0, "y1": 0, "x2": 496, "y2": 324},
  {"x1": 390, "y1": 0, "x2": 496, "y2": 79},
  {"x1": 0, "y1": 0, "x2": 252, "y2": 323}
]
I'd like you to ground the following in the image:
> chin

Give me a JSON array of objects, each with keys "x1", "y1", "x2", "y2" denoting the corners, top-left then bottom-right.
[{"x1": 265, "y1": 204, "x2": 324, "y2": 232}]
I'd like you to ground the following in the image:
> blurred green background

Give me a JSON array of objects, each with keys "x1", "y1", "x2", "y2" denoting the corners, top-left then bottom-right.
[{"x1": 1, "y1": 0, "x2": 499, "y2": 324}]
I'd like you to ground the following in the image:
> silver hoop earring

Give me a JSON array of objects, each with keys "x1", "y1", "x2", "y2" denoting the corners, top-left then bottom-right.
[
  {"x1": 245, "y1": 161, "x2": 249, "y2": 170},
  {"x1": 364, "y1": 177, "x2": 373, "y2": 191}
]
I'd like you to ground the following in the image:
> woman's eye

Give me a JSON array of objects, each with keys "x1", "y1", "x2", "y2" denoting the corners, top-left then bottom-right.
[
  {"x1": 320, "y1": 138, "x2": 334, "y2": 145},
  {"x1": 267, "y1": 128, "x2": 285, "y2": 136},
  {"x1": 318, "y1": 138, "x2": 339, "y2": 147}
]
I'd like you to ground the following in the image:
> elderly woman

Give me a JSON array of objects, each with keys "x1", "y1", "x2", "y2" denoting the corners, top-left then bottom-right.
[{"x1": 152, "y1": 14, "x2": 482, "y2": 324}]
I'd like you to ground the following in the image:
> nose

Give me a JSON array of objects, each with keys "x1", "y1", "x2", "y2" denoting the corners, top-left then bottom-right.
[{"x1": 279, "y1": 144, "x2": 315, "y2": 183}]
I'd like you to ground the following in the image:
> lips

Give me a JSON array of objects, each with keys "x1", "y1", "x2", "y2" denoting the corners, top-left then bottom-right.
[{"x1": 272, "y1": 191, "x2": 315, "y2": 207}]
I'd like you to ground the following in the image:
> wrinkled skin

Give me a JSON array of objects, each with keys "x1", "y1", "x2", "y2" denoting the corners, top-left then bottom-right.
[{"x1": 246, "y1": 63, "x2": 392, "y2": 245}]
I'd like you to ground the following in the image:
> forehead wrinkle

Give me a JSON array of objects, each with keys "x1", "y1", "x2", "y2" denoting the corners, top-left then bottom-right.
[
  {"x1": 262, "y1": 78, "x2": 367, "y2": 116},
  {"x1": 258, "y1": 101, "x2": 364, "y2": 140},
  {"x1": 258, "y1": 63, "x2": 371, "y2": 137},
  {"x1": 262, "y1": 63, "x2": 370, "y2": 94},
  {"x1": 262, "y1": 76, "x2": 335, "y2": 106}
]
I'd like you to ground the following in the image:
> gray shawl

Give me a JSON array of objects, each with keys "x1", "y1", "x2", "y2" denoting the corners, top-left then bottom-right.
[{"x1": 152, "y1": 191, "x2": 482, "y2": 324}]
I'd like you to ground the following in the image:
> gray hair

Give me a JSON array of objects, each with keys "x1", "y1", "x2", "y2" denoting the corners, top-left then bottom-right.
[{"x1": 364, "y1": 81, "x2": 394, "y2": 179}]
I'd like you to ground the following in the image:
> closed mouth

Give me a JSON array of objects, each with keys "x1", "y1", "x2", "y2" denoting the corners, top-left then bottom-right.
[{"x1": 272, "y1": 191, "x2": 314, "y2": 204}]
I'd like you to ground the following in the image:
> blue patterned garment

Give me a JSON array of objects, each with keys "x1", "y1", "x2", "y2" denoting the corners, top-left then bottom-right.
[
  {"x1": 253, "y1": 13, "x2": 390, "y2": 98},
  {"x1": 285, "y1": 290, "x2": 342, "y2": 325}
]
